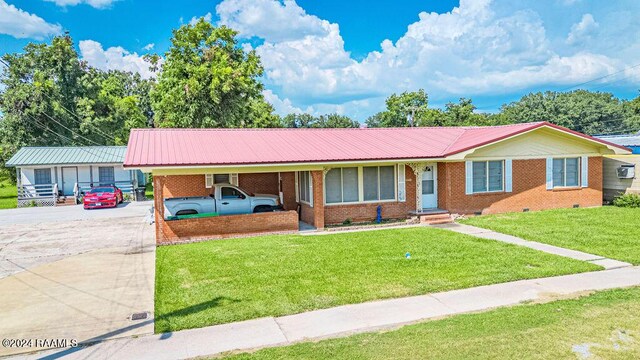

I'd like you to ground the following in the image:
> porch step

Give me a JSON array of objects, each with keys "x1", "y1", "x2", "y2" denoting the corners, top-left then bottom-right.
[
  {"x1": 419, "y1": 212, "x2": 453, "y2": 225},
  {"x1": 56, "y1": 197, "x2": 77, "y2": 206}
]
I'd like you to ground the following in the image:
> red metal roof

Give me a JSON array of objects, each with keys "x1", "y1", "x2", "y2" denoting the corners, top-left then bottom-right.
[{"x1": 124, "y1": 122, "x2": 629, "y2": 168}]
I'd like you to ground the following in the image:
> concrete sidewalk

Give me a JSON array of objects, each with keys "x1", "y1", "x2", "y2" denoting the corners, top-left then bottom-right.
[
  {"x1": 432, "y1": 223, "x2": 632, "y2": 270},
  {"x1": 14, "y1": 266, "x2": 640, "y2": 360}
]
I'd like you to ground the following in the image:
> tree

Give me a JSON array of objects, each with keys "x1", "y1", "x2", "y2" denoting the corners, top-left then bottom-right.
[
  {"x1": 366, "y1": 89, "x2": 429, "y2": 127},
  {"x1": 0, "y1": 34, "x2": 154, "y2": 180},
  {"x1": 500, "y1": 90, "x2": 626, "y2": 135},
  {"x1": 281, "y1": 113, "x2": 359, "y2": 128},
  {"x1": 151, "y1": 19, "x2": 279, "y2": 128}
]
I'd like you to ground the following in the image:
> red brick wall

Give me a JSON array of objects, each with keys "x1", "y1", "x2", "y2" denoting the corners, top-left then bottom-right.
[
  {"x1": 158, "y1": 210, "x2": 299, "y2": 244},
  {"x1": 238, "y1": 173, "x2": 278, "y2": 196},
  {"x1": 153, "y1": 173, "x2": 299, "y2": 244},
  {"x1": 438, "y1": 157, "x2": 603, "y2": 214},
  {"x1": 324, "y1": 166, "x2": 417, "y2": 225}
]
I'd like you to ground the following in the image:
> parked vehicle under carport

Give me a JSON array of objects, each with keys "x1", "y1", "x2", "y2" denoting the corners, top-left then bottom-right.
[{"x1": 163, "y1": 183, "x2": 282, "y2": 219}]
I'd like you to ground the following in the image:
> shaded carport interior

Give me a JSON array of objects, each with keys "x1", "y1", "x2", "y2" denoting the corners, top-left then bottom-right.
[{"x1": 152, "y1": 171, "x2": 321, "y2": 244}]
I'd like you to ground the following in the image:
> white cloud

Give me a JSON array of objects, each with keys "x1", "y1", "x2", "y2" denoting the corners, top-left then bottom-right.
[
  {"x1": 79, "y1": 40, "x2": 159, "y2": 79},
  {"x1": 44, "y1": 0, "x2": 116, "y2": 9},
  {"x1": 143, "y1": 43, "x2": 155, "y2": 51},
  {"x1": 0, "y1": 0, "x2": 62, "y2": 39},
  {"x1": 566, "y1": 14, "x2": 599, "y2": 45},
  {"x1": 262, "y1": 89, "x2": 304, "y2": 115},
  {"x1": 217, "y1": 0, "x2": 329, "y2": 42},
  {"x1": 189, "y1": 12, "x2": 212, "y2": 26},
  {"x1": 216, "y1": 0, "x2": 640, "y2": 119}
]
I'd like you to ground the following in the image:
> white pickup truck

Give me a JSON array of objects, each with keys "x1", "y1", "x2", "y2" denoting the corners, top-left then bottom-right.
[{"x1": 164, "y1": 183, "x2": 282, "y2": 218}]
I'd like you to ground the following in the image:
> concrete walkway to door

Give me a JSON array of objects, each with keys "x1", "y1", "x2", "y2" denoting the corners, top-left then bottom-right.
[{"x1": 431, "y1": 223, "x2": 632, "y2": 270}]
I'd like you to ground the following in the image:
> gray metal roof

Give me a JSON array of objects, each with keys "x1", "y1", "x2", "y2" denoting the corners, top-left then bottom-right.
[
  {"x1": 6, "y1": 146, "x2": 127, "y2": 167},
  {"x1": 595, "y1": 133, "x2": 640, "y2": 146}
]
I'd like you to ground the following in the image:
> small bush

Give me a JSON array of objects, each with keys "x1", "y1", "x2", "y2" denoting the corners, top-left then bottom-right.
[
  {"x1": 342, "y1": 218, "x2": 352, "y2": 225},
  {"x1": 613, "y1": 193, "x2": 640, "y2": 208}
]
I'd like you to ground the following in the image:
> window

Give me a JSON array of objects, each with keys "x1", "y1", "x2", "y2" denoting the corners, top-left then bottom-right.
[
  {"x1": 298, "y1": 171, "x2": 312, "y2": 204},
  {"x1": 363, "y1": 166, "x2": 395, "y2": 201},
  {"x1": 98, "y1": 166, "x2": 115, "y2": 185},
  {"x1": 325, "y1": 168, "x2": 359, "y2": 204},
  {"x1": 553, "y1": 157, "x2": 580, "y2": 187},
  {"x1": 221, "y1": 187, "x2": 244, "y2": 199},
  {"x1": 471, "y1": 161, "x2": 504, "y2": 193},
  {"x1": 34, "y1": 168, "x2": 52, "y2": 185},
  {"x1": 214, "y1": 174, "x2": 229, "y2": 184}
]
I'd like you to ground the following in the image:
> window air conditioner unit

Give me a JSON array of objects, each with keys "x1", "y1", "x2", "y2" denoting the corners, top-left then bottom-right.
[{"x1": 617, "y1": 165, "x2": 635, "y2": 179}]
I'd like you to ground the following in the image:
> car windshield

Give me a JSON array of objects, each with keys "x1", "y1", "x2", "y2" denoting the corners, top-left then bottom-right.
[{"x1": 89, "y1": 187, "x2": 114, "y2": 193}]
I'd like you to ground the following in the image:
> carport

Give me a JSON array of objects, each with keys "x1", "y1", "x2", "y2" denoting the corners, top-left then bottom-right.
[{"x1": 150, "y1": 172, "x2": 307, "y2": 244}]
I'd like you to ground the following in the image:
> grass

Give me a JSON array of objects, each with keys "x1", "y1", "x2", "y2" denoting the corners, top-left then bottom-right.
[
  {"x1": 145, "y1": 181, "x2": 154, "y2": 199},
  {"x1": 224, "y1": 287, "x2": 640, "y2": 359},
  {"x1": 461, "y1": 207, "x2": 640, "y2": 265},
  {"x1": 155, "y1": 227, "x2": 599, "y2": 333},
  {"x1": 0, "y1": 177, "x2": 17, "y2": 209}
]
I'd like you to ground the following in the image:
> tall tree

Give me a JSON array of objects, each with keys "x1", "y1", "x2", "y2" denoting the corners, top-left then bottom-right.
[
  {"x1": 151, "y1": 19, "x2": 279, "y2": 128},
  {"x1": 0, "y1": 35, "x2": 153, "y2": 179}
]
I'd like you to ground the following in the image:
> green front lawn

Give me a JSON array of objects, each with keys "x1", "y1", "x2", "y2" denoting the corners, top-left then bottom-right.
[
  {"x1": 461, "y1": 207, "x2": 640, "y2": 265},
  {"x1": 226, "y1": 287, "x2": 640, "y2": 359},
  {"x1": 0, "y1": 177, "x2": 17, "y2": 209},
  {"x1": 155, "y1": 227, "x2": 599, "y2": 333}
]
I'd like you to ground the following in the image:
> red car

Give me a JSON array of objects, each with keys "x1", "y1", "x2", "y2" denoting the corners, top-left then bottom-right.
[{"x1": 83, "y1": 185, "x2": 123, "y2": 209}]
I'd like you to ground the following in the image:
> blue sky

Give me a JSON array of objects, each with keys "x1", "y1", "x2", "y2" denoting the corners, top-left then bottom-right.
[{"x1": 1, "y1": 0, "x2": 640, "y2": 121}]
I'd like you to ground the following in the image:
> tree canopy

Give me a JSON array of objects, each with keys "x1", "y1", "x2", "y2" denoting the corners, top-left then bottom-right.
[
  {"x1": 151, "y1": 19, "x2": 279, "y2": 128},
  {"x1": 0, "y1": 35, "x2": 153, "y2": 178},
  {"x1": 281, "y1": 113, "x2": 359, "y2": 128}
]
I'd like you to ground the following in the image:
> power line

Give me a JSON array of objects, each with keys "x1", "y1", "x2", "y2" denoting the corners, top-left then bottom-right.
[
  {"x1": 0, "y1": 57, "x2": 118, "y2": 143},
  {"x1": 473, "y1": 61, "x2": 640, "y2": 111},
  {"x1": 29, "y1": 118, "x2": 120, "y2": 162}
]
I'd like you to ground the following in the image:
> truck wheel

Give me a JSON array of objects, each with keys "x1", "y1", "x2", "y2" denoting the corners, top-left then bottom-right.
[{"x1": 253, "y1": 206, "x2": 273, "y2": 213}]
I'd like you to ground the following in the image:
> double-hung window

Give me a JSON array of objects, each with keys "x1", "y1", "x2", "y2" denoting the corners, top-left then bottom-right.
[
  {"x1": 325, "y1": 168, "x2": 359, "y2": 204},
  {"x1": 553, "y1": 157, "x2": 580, "y2": 187},
  {"x1": 298, "y1": 171, "x2": 312, "y2": 204},
  {"x1": 471, "y1": 161, "x2": 504, "y2": 193}
]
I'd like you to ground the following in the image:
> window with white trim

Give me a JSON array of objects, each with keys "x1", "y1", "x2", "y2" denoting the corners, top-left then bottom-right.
[
  {"x1": 363, "y1": 165, "x2": 395, "y2": 201},
  {"x1": 472, "y1": 161, "x2": 504, "y2": 193},
  {"x1": 553, "y1": 157, "x2": 580, "y2": 187},
  {"x1": 298, "y1": 171, "x2": 312, "y2": 204},
  {"x1": 325, "y1": 168, "x2": 359, "y2": 204}
]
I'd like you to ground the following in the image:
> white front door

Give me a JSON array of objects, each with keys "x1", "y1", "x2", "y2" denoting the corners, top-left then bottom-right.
[
  {"x1": 62, "y1": 167, "x2": 77, "y2": 196},
  {"x1": 421, "y1": 164, "x2": 437, "y2": 209}
]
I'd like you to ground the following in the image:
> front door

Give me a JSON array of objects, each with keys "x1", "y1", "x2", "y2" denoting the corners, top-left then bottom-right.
[
  {"x1": 421, "y1": 164, "x2": 437, "y2": 209},
  {"x1": 61, "y1": 167, "x2": 77, "y2": 196}
]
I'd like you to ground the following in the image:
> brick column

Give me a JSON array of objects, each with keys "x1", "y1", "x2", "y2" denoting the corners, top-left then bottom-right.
[
  {"x1": 311, "y1": 170, "x2": 324, "y2": 229},
  {"x1": 153, "y1": 175, "x2": 165, "y2": 243}
]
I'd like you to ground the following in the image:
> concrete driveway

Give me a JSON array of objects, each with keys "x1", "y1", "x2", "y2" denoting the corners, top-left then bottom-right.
[{"x1": 0, "y1": 202, "x2": 156, "y2": 356}]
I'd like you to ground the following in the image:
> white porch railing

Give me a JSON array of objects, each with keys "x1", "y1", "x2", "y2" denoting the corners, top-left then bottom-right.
[{"x1": 17, "y1": 183, "x2": 58, "y2": 207}]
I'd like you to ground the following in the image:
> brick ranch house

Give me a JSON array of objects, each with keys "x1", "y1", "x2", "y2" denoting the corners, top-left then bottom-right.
[{"x1": 123, "y1": 121, "x2": 630, "y2": 244}]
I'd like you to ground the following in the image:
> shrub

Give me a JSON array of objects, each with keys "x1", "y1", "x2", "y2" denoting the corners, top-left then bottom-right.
[
  {"x1": 613, "y1": 193, "x2": 640, "y2": 208},
  {"x1": 342, "y1": 218, "x2": 352, "y2": 225}
]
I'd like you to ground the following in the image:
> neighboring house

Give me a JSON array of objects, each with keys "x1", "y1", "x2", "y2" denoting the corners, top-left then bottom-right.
[
  {"x1": 6, "y1": 146, "x2": 146, "y2": 207},
  {"x1": 123, "y1": 121, "x2": 630, "y2": 244},
  {"x1": 595, "y1": 133, "x2": 640, "y2": 201}
]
